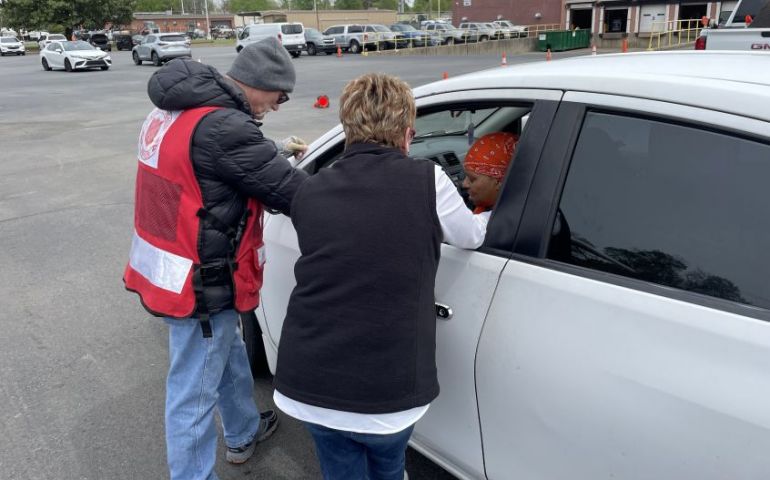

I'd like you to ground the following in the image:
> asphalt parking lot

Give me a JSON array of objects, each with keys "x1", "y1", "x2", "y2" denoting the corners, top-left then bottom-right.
[{"x1": 0, "y1": 45, "x2": 587, "y2": 479}]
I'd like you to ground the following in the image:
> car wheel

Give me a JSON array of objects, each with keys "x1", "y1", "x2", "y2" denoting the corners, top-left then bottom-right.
[
  {"x1": 240, "y1": 311, "x2": 271, "y2": 378},
  {"x1": 349, "y1": 40, "x2": 360, "y2": 54},
  {"x1": 152, "y1": 52, "x2": 161, "y2": 66},
  {"x1": 41, "y1": 58, "x2": 51, "y2": 71},
  {"x1": 446, "y1": 37, "x2": 455, "y2": 46},
  {"x1": 0, "y1": 52, "x2": 4, "y2": 57},
  {"x1": 307, "y1": 43, "x2": 317, "y2": 56},
  {"x1": 101, "y1": 66, "x2": 109, "y2": 70},
  {"x1": 132, "y1": 51, "x2": 142, "y2": 65},
  {"x1": 479, "y1": 35, "x2": 488, "y2": 42},
  {"x1": 290, "y1": 50, "x2": 301, "y2": 58},
  {"x1": 325, "y1": 50, "x2": 334, "y2": 55},
  {"x1": 64, "y1": 59, "x2": 73, "y2": 72},
  {"x1": 21, "y1": 52, "x2": 26, "y2": 56}
]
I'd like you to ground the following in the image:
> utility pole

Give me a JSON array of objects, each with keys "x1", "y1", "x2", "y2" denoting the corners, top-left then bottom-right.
[
  {"x1": 314, "y1": 0, "x2": 320, "y2": 29},
  {"x1": 181, "y1": 0, "x2": 185, "y2": 15},
  {"x1": 204, "y1": 0, "x2": 211, "y2": 39}
]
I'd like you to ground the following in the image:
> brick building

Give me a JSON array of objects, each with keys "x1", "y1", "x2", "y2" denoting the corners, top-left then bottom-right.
[{"x1": 452, "y1": 0, "x2": 562, "y2": 27}]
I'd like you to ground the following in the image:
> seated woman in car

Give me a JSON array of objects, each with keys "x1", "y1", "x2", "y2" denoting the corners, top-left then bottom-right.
[{"x1": 462, "y1": 132, "x2": 518, "y2": 217}]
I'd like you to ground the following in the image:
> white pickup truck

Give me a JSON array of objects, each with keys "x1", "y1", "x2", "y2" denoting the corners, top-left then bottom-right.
[{"x1": 696, "y1": 0, "x2": 770, "y2": 49}]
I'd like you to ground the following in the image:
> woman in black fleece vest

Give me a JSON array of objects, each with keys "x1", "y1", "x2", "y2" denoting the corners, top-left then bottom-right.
[{"x1": 274, "y1": 73, "x2": 488, "y2": 480}]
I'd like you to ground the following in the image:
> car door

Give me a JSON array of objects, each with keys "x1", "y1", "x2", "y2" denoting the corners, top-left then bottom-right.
[
  {"x1": 139, "y1": 35, "x2": 154, "y2": 59},
  {"x1": 48, "y1": 43, "x2": 64, "y2": 68},
  {"x1": 475, "y1": 93, "x2": 770, "y2": 479},
  {"x1": 256, "y1": 88, "x2": 563, "y2": 479}
]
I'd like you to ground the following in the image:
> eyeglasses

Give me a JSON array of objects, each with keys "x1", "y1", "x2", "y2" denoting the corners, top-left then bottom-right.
[{"x1": 277, "y1": 92, "x2": 289, "y2": 104}]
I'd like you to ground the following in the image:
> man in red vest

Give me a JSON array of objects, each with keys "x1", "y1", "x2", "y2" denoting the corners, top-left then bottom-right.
[{"x1": 124, "y1": 38, "x2": 308, "y2": 479}]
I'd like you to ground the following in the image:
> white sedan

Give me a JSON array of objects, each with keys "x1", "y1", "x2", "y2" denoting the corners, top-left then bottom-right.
[
  {"x1": 246, "y1": 52, "x2": 770, "y2": 480},
  {"x1": 40, "y1": 40, "x2": 111, "y2": 72}
]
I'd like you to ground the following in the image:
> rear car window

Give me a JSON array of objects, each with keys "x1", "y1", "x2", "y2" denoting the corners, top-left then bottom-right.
[
  {"x1": 281, "y1": 24, "x2": 303, "y2": 34},
  {"x1": 548, "y1": 111, "x2": 770, "y2": 309},
  {"x1": 160, "y1": 35, "x2": 187, "y2": 42}
]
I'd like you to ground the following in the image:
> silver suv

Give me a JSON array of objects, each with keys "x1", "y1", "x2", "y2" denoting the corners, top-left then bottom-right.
[
  {"x1": 458, "y1": 22, "x2": 495, "y2": 42},
  {"x1": 425, "y1": 23, "x2": 475, "y2": 44},
  {"x1": 132, "y1": 33, "x2": 191, "y2": 66}
]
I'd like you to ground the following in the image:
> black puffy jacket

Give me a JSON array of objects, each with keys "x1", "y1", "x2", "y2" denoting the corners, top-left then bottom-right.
[{"x1": 146, "y1": 58, "x2": 308, "y2": 315}]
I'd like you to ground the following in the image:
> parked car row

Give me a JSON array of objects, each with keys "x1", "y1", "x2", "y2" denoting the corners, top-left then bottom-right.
[{"x1": 235, "y1": 21, "x2": 530, "y2": 57}]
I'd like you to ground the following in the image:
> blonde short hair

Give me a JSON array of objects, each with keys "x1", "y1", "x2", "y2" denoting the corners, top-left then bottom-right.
[{"x1": 339, "y1": 73, "x2": 416, "y2": 149}]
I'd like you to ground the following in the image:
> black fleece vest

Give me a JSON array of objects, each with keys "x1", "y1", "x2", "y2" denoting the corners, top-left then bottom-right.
[{"x1": 274, "y1": 143, "x2": 442, "y2": 414}]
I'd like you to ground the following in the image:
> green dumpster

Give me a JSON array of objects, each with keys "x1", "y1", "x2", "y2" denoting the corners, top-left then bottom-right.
[{"x1": 537, "y1": 29, "x2": 591, "y2": 52}]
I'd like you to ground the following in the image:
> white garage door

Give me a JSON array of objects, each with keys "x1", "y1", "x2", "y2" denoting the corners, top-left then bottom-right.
[{"x1": 640, "y1": 4, "x2": 667, "y2": 32}]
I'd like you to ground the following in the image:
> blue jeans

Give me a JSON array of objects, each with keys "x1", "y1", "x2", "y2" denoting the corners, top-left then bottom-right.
[
  {"x1": 165, "y1": 310, "x2": 260, "y2": 480},
  {"x1": 304, "y1": 422, "x2": 414, "y2": 480}
]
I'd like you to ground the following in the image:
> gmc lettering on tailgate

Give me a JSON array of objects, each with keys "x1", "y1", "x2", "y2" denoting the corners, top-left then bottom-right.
[{"x1": 751, "y1": 43, "x2": 770, "y2": 49}]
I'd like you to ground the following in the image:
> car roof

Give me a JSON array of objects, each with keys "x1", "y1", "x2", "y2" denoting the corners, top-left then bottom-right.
[{"x1": 413, "y1": 51, "x2": 770, "y2": 122}]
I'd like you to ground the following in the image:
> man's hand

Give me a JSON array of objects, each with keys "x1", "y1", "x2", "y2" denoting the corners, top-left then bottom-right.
[{"x1": 279, "y1": 135, "x2": 309, "y2": 161}]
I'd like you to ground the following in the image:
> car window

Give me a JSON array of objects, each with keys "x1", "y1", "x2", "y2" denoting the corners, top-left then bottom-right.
[
  {"x1": 239, "y1": 27, "x2": 250, "y2": 39},
  {"x1": 349, "y1": 25, "x2": 363, "y2": 33},
  {"x1": 547, "y1": 111, "x2": 770, "y2": 309},
  {"x1": 414, "y1": 107, "x2": 499, "y2": 138},
  {"x1": 325, "y1": 26, "x2": 342, "y2": 35},
  {"x1": 63, "y1": 41, "x2": 94, "y2": 51},
  {"x1": 160, "y1": 34, "x2": 187, "y2": 42},
  {"x1": 145, "y1": 35, "x2": 156, "y2": 43},
  {"x1": 281, "y1": 24, "x2": 303, "y2": 34},
  {"x1": 1, "y1": 38, "x2": 15, "y2": 43},
  {"x1": 365, "y1": 26, "x2": 376, "y2": 32}
]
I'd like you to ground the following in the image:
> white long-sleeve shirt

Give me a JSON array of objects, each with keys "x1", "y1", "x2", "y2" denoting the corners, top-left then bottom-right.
[{"x1": 274, "y1": 164, "x2": 488, "y2": 434}]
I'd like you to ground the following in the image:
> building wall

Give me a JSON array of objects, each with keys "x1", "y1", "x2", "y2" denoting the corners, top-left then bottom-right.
[
  {"x1": 234, "y1": 10, "x2": 399, "y2": 30},
  {"x1": 130, "y1": 14, "x2": 233, "y2": 33},
  {"x1": 452, "y1": 0, "x2": 562, "y2": 27}
]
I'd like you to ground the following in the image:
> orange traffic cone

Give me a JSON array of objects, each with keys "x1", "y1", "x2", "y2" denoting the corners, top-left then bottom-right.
[
  {"x1": 314, "y1": 95, "x2": 330, "y2": 109},
  {"x1": 442, "y1": 71, "x2": 448, "y2": 80},
  {"x1": 336, "y1": 45, "x2": 342, "y2": 58},
  {"x1": 621, "y1": 39, "x2": 628, "y2": 53},
  {"x1": 591, "y1": 44, "x2": 597, "y2": 56},
  {"x1": 546, "y1": 48, "x2": 552, "y2": 61},
  {"x1": 501, "y1": 52, "x2": 507, "y2": 66}
]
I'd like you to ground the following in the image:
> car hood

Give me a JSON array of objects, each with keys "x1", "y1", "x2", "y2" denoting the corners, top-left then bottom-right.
[
  {"x1": 147, "y1": 57, "x2": 253, "y2": 115},
  {"x1": 68, "y1": 50, "x2": 107, "y2": 58}
]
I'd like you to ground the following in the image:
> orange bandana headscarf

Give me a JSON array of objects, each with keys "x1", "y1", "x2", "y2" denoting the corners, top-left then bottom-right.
[{"x1": 464, "y1": 132, "x2": 518, "y2": 181}]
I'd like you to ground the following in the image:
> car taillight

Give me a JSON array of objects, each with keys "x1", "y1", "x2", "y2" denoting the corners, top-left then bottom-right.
[{"x1": 695, "y1": 35, "x2": 706, "y2": 50}]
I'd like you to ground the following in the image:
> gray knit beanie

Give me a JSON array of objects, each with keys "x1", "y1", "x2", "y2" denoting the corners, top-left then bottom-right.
[{"x1": 227, "y1": 37, "x2": 296, "y2": 93}]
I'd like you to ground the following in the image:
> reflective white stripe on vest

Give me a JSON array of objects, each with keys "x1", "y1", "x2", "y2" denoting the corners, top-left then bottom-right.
[{"x1": 129, "y1": 230, "x2": 193, "y2": 294}]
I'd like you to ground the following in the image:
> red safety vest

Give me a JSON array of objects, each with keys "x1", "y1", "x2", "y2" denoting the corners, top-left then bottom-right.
[{"x1": 124, "y1": 106, "x2": 265, "y2": 319}]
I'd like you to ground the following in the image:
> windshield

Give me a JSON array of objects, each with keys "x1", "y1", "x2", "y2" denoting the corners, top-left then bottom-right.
[
  {"x1": 63, "y1": 41, "x2": 95, "y2": 51},
  {"x1": 414, "y1": 107, "x2": 499, "y2": 139},
  {"x1": 50, "y1": 34, "x2": 66, "y2": 40},
  {"x1": 372, "y1": 25, "x2": 391, "y2": 32},
  {"x1": 1, "y1": 37, "x2": 18, "y2": 43}
]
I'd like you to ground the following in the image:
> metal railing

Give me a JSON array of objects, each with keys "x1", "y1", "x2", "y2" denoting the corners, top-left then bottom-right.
[{"x1": 647, "y1": 18, "x2": 704, "y2": 50}]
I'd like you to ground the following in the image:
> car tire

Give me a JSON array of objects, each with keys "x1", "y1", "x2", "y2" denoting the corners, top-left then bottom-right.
[
  {"x1": 349, "y1": 40, "x2": 360, "y2": 54},
  {"x1": 64, "y1": 59, "x2": 73, "y2": 72},
  {"x1": 240, "y1": 311, "x2": 271, "y2": 378},
  {"x1": 290, "y1": 50, "x2": 301, "y2": 58},
  {"x1": 446, "y1": 37, "x2": 455, "y2": 46},
  {"x1": 22, "y1": 52, "x2": 25, "y2": 55},
  {"x1": 42, "y1": 58, "x2": 51, "y2": 71},
  {"x1": 133, "y1": 51, "x2": 141, "y2": 65},
  {"x1": 307, "y1": 43, "x2": 317, "y2": 56},
  {"x1": 101, "y1": 66, "x2": 109, "y2": 70},
  {"x1": 0, "y1": 52, "x2": 4, "y2": 57},
  {"x1": 152, "y1": 52, "x2": 161, "y2": 66},
  {"x1": 325, "y1": 51, "x2": 334, "y2": 55},
  {"x1": 479, "y1": 35, "x2": 488, "y2": 42}
]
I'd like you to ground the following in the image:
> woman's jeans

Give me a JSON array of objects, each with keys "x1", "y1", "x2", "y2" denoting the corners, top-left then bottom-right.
[
  {"x1": 304, "y1": 422, "x2": 415, "y2": 480},
  {"x1": 165, "y1": 310, "x2": 260, "y2": 480}
]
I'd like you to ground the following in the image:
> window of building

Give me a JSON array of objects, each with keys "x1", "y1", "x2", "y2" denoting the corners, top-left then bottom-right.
[
  {"x1": 605, "y1": 8, "x2": 628, "y2": 32},
  {"x1": 547, "y1": 111, "x2": 770, "y2": 309}
]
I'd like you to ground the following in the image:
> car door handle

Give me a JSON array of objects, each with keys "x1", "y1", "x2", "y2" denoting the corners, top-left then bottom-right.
[{"x1": 435, "y1": 303, "x2": 453, "y2": 320}]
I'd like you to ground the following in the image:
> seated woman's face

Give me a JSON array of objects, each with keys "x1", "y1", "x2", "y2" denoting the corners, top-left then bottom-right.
[{"x1": 463, "y1": 170, "x2": 500, "y2": 210}]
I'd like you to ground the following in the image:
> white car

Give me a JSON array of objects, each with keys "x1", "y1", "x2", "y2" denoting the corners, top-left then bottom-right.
[
  {"x1": 132, "y1": 33, "x2": 191, "y2": 66},
  {"x1": 236, "y1": 23, "x2": 305, "y2": 58},
  {"x1": 38, "y1": 33, "x2": 67, "y2": 49},
  {"x1": 0, "y1": 36, "x2": 25, "y2": 56},
  {"x1": 40, "y1": 40, "x2": 111, "y2": 72},
  {"x1": 246, "y1": 52, "x2": 770, "y2": 480}
]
